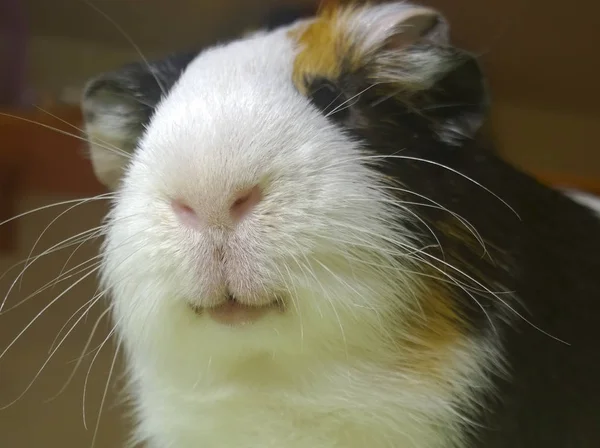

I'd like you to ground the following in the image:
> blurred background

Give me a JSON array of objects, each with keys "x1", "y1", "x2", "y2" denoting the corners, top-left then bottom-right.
[{"x1": 0, "y1": 0, "x2": 599, "y2": 446}]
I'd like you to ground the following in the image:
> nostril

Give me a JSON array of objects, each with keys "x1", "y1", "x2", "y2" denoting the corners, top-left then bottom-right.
[
  {"x1": 171, "y1": 200, "x2": 201, "y2": 228},
  {"x1": 230, "y1": 185, "x2": 262, "y2": 222}
]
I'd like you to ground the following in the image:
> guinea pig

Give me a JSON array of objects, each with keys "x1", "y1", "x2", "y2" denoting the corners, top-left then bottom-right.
[{"x1": 80, "y1": 1, "x2": 600, "y2": 447}]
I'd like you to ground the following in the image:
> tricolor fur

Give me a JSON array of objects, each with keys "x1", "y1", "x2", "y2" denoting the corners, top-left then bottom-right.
[{"x1": 81, "y1": 2, "x2": 600, "y2": 447}]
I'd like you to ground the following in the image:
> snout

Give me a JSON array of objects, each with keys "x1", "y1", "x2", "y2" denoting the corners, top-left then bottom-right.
[{"x1": 171, "y1": 183, "x2": 263, "y2": 230}]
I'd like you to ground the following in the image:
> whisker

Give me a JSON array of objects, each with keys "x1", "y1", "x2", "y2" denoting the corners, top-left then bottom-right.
[
  {"x1": 420, "y1": 102, "x2": 482, "y2": 112},
  {"x1": 378, "y1": 197, "x2": 446, "y2": 262},
  {"x1": 277, "y1": 260, "x2": 305, "y2": 350},
  {"x1": 315, "y1": 248, "x2": 471, "y2": 292},
  {"x1": 2, "y1": 212, "x2": 143, "y2": 313},
  {"x1": 0, "y1": 193, "x2": 115, "y2": 228},
  {"x1": 59, "y1": 233, "x2": 154, "y2": 382},
  {"x1": 19, "y1": 196, "x2": 115, "y2": 292},
  {"x1": 0, "y1": 292, "x2": 105, "y2": 410},
  {"x1": 106, "y1": 91, "x2": 155, "y2": 109},
  {"x1": 0, "y1": 266, "x2": 101, "y2": 362},
  {"x1": 286, "y1": 247, "x2": 324, "y2": 319},
  {"x1": 298, "y1": 252, "x2": 348, "y2": 357},
  {"x1": 303, "y1": 153, "x2": 519, "y2": 221},
  {"x1": 83, "y1": 321, "x2": 119, "y2": 430},
  {"x1": 309, "y1": 227, "x2": 433, "y2": 260},
  {"x1": 317, "y1": 217, "x2": 499, "y2": 330},
  {"x1": 403, "y1": 252, "x2": 497, "y2": 333},
  {"x1": 46, "y1": 305, "x2": 113, "y2": 403},
  {"x1": 325, "y1": 83, "x2": 379, "y2": 118},
  {"x1": 83, "y1": 0, "x2": 167, "y2": 96},
  {"x1": 1, "y1": 257, "x2": 101, "y2": 315},
  {"x1": 312, "y1": 83, "x2": 345, "y2": 117},
  {"x1": 90, "y1": 338, "x2": 121, "y2": 448},
  {"x1": 363, "y1": 154, "x2": 520, "y2": 219},
  {"x1": 313, "y1": 259, "x2": 363, "y2": 320},
  {"x1": 0, "y1": 112, "x2": 130, "y2": 158},
  {"x1": 54, "y1": 230, "x2": 106, "y2": 288},
  {"x1": 35, "y1": 106, "x2": 126, "y2": 155},
  {"x1": 379, "y1": 184, "x2": 488, "y2": 256},
  {"x1": 397, "y1": 200, "x2": 487, "y2": 257},
  {"x1": 48, "y1": 291, "x2": 106, "y2": 354},
  {"x1": 416, "y1": 250, "x2": 569, "y2": 345},
  {"x1": 0, "y1": 225, "x2": 103, "y2": 284}
]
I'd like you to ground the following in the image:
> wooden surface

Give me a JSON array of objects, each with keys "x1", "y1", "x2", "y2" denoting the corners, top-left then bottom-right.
[{"x1": 0, "y1": 106, "x2": 104, "y2": 196}]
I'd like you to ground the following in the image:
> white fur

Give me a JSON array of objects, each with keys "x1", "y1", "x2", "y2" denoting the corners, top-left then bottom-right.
[
  {"x1": 341, "y1": 3, "x2": 448, "y2": 57},
  {"x1": 100, "y1": 24, "x2": 497, "y2": 448},
  {"x1": 563, "y1": 189, "x2": 600, "y2": 217}
]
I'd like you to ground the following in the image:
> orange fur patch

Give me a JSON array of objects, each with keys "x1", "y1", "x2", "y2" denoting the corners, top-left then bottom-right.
[
  {"x1": 410, "y1": 283, "x2": 464, "y2": 349},
  {"x1": 289, "y1": 1, "x2": 449, "y2": 99},
  {"x1": 289, "y1": 1, "x2": 360, "y2": 94},
  {"x1": 399, "y1": 280, "x2": 468, "y2": 379}
]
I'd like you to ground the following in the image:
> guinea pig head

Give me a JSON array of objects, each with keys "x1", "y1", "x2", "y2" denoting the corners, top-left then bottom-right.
[{"x1": 80, "y1": 1, "x2": 493, "y2": 363}]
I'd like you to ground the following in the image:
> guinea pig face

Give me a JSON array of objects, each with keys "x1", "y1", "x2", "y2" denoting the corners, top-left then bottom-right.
[{"x1": 82, "y1": 2, "x2": 489, "y2": 359}]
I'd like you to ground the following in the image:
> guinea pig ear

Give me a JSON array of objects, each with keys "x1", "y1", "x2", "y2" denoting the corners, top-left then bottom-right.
[
  {"x1": 419, "y1": 49, "x2": 489, "y2": 145},
  {"x1": 291, "y1": 2, "x2": 449, "y2": 96},
  {"x1": 346, "y1": 2, "x2": 450, "y2": 52},
  {"x1": 81, "y1": 52, "x2": 196, "y2": 189},
  {"x1": 293, "y1": 3, "x2": 488, "y2": 142},
  {"x1": 345, "y1": 2, "x2": 488, "y2": 144},
  {"x1": 81, "y1": 69, "x2": 150, "y2": 190}
]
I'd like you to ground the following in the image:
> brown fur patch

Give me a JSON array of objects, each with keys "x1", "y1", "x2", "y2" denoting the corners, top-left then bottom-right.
[
  {"x1": 407, "y1": 281, "x2": 465, "y2": 351},
  {"x1": 289, "y1": 1, "x2": 443, "y2": 96},
  {"x1": 289, "y1": 1, "x2": 359, "y2": 94},
  {"x1": 435, "y1": 220, "x2": 488, "y2": 258},
  {"x1": 395, "y1": 272, "x2": 471, "y2": 380}
]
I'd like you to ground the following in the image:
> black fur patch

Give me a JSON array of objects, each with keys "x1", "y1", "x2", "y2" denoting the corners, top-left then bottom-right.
[
  {"x1": 82, "y1": 51, "x2": 198, "y2": 147},
  {"x1": 319, "y1": 41, "x2": 600, "y2": 447},
  {"x1": 82, "y1": 5, "x2": 314, "y2": 153},
  {"x1": 305, "y1": 77, "x2": 349, "y2": 120}
]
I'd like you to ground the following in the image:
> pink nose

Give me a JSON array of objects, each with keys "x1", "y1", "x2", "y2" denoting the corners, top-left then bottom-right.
[
  {"x1": 229, "y1": 185, "x2": 262, "y2": 222},
  {"x1": 171, "y1": 184, "x2": 262, "y2": 228}
]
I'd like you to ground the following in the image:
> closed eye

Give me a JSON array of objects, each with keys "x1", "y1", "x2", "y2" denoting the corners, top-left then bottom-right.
[{"x1": 306, "y1": 78, "x2": 349, "y2": 120}]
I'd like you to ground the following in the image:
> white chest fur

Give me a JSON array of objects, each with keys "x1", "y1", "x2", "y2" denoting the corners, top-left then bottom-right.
[
  {"x1": 128, "y1": 355, "x2": 470, "y2": 448},
  {"x1": 111, "y1": 288, "x2": 490, "y2": 448}
]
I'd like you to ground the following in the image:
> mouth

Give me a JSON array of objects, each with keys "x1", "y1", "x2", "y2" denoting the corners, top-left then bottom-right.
[{"x1": 191, "y1": 293, "x2": 283, "y2": 326}]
